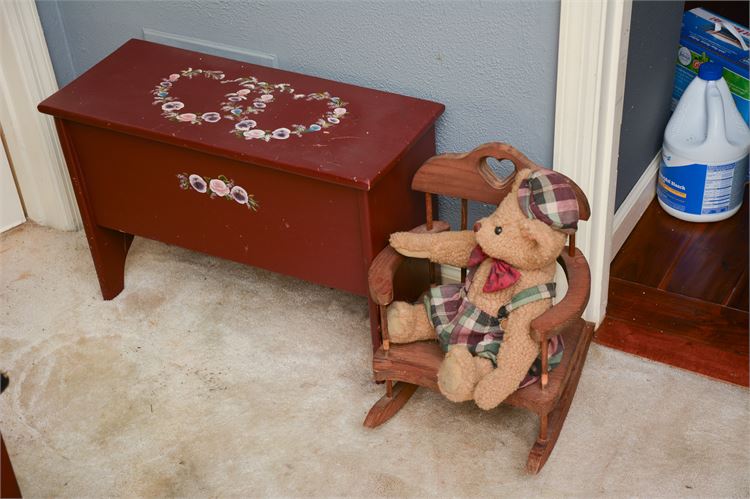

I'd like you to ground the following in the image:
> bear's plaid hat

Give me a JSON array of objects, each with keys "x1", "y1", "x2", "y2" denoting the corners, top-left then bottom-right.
[{"x1": 517, "y1": 170, "x2": 579, "y2": 233}]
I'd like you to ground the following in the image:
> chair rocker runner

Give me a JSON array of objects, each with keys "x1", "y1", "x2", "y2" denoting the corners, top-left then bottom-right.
[{"x1": 363, "y1": 142, "x2": 593, "y2": 474}]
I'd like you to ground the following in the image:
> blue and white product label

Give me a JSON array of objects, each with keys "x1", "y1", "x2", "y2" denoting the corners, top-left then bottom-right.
[{"x1": 657, "y1": 156, "x2": 748, "y2": 215}]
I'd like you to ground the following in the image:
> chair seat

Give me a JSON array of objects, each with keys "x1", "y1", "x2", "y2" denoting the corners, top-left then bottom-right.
[{"x1": 372, "y1": 318, "x2": 594, "y2": 415}]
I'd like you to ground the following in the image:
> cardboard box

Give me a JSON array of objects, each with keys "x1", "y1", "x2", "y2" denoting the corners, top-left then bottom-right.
[{"x1": 672, "y1": 7, "x2": 749, "y2": 125}]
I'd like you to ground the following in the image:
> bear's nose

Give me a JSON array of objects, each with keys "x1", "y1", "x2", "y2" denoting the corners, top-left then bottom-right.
[{"x1": 473, "y1": 222, "x2": 482, "y2": 232}]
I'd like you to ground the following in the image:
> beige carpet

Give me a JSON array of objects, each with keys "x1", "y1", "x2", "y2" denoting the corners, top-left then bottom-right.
[{"x1": 1, "y1": 223, "x2": 748, "y2": 497}]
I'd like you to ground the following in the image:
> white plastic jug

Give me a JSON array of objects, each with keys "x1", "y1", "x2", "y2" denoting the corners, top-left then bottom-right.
[{"x1": 658, "y1": 62, "x2": 750, "y2": 222}]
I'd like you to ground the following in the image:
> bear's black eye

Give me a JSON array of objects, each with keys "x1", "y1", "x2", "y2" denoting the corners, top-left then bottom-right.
[{"x1": 494, "y1": 226, "x2": 503, "y2": 235}]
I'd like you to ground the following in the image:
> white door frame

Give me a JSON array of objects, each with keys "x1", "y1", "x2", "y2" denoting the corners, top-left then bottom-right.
[
  {"x1": 0, "y1": 0, "x2": 80, "y2": 231},
  {"x1": 553, "y1": 0, "x2": 633, "y2": 326},
  {"x1": 0, "y1": 132, "x2": 26, "y2": 232}
]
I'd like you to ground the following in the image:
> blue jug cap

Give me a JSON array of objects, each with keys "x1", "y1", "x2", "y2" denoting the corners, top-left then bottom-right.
[{"x1": 699, "y1": 62, "x2": 723, "y2": 81}]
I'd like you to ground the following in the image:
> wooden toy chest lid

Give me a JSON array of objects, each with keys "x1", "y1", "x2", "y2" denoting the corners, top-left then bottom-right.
[{"x1": 38, "y1": 39, "x2": 445, "y2": 190}]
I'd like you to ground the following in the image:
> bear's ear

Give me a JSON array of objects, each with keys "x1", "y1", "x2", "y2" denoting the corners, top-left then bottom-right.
[
  {"x1": 519, "y1": 217, "x2": 565, "y2": 252},
  {"x1": 518, "y1": 218, "x2": 542, "y2": 247}
]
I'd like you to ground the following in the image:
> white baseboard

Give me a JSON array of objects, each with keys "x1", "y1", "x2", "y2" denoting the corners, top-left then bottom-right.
[
  {"x1": 611, "y1": 150, "x2": 661, "y2": 260},
  {"x1": 440, "y1": 264, "x2": 462, "y2": 284}
]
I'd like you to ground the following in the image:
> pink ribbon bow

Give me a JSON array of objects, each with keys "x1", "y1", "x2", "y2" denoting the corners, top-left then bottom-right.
[{"x1": 467, "y1": 245, "x2": 521, "y2": 293}]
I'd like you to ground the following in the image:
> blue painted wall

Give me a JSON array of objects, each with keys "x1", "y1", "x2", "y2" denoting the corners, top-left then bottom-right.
[
  {"x1": 616, "y1": 0, "x2": 684, "y2": 211},
  {"x1": 36, "y1": 0, "x2": 560, "y2": 227}
]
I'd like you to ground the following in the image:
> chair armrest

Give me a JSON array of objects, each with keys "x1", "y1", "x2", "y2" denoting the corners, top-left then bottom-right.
[
  {"x1": 530, "y1": 247, "x2": 591, "y2": 343},
  {"x1": 368, "y1": 221, "x2": 451, "y2": 305}
]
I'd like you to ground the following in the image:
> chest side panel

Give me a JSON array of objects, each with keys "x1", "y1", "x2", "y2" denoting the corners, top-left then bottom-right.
[{"x1": 65, "y1": 121, "x2": 367, "y2": 295}]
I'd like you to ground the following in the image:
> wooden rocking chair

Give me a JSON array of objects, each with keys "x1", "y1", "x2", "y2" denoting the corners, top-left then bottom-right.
[{"x1": 363, "y1": 142, "x2": 593, "y2": 474}]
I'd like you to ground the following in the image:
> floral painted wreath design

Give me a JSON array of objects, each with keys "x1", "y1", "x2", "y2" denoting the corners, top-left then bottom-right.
[
  {"x1": 152, "y1": 68, "x2": 348, "y2": 142},
  {"x1": 177, "y1": 173, "x2": 259, "y2": 211}
]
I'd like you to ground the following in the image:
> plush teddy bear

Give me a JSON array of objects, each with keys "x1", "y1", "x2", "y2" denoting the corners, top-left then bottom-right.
[{"x1": 386, "y1": 168, "x2": 579, "y2": 410}]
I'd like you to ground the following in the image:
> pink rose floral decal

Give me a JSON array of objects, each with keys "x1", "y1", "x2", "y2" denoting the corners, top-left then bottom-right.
[
  {"x1": 209, "y1": 178, "x2": 231, "y2": 197},
  {"x1": 177, "y1": 173, "x2": 259, "y2": 211},
  {"x1": 151, "y1": 68, "x2": 349, "y2": 143}
]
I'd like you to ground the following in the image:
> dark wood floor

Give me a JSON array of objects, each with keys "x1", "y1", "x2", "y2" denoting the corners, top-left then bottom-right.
[{"x1": 595, "y1": 189, "x2": 749, "y2": 386}]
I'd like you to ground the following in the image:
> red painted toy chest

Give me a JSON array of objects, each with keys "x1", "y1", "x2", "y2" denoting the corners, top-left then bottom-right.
[{"x1": 38, "y1": 39, "x2": 444, "y2": 349}]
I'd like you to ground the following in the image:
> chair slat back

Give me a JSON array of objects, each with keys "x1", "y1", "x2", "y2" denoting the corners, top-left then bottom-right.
[{"x1": 412, "y1": 142, "x2": 591, "y2": 221}]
